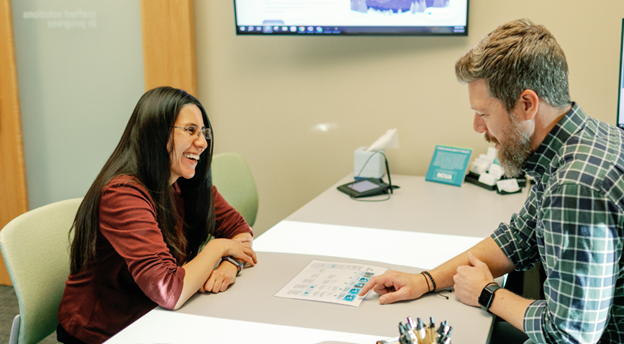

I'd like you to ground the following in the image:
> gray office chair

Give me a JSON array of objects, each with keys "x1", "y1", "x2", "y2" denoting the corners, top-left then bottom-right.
[
  {"x1": 211, "y1": 153, "x2": 259, "y2": 227},
  {"x1": 0, "y1": 198, "x2": 82, "y2": 344}
]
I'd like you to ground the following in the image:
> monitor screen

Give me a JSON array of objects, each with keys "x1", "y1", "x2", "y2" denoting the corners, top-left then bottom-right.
[
  {"x1": 618, "y1": 19, "x2": 624, "y2": 129},
  {"x1": 233, "y1": 0, "x2": 469, "y2": 36}
]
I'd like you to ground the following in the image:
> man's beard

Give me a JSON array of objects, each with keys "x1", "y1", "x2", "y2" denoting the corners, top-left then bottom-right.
[{"x1": 485, "y1": 114, "x2": 532, "y2": 178}]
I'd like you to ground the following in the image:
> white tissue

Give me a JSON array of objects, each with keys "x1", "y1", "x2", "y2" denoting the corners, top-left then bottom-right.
[
  {"x1": 366, "y1": 129, "x2": 399, "y2": 152},
  {"x1": 497, "y1": 179, "x2": 520, "y2": 193}
]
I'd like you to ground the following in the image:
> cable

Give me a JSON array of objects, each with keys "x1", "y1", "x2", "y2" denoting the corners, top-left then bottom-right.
[
  {"x1": 354, "y1": 151, "x2": 383, "y2": 179},
  {"x1": 383, "y1": 152, "x2": 393, "y2": 194},
  {"x1": 351, "y1": 151, "x2": 395, "y2": 202},
  {"x1": 350, "y1": 191, "x2": 390, "y2": 202}
]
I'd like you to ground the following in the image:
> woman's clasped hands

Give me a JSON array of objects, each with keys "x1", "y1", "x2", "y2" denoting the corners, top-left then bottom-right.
[{"x1": 199, "y1": 233, "x2": 257, "y2": 294}]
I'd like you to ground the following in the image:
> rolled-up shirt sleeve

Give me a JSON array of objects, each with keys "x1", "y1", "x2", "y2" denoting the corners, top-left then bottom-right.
[
  {"x1": 522, "y1": 184, "x2": 619, "y2": 344},
  {"x1": 492, "y1": 183, "x2": 541, "y2": 271},
  {"x1": 99, "y1": 181, "x2": 185, "y2": 310}
]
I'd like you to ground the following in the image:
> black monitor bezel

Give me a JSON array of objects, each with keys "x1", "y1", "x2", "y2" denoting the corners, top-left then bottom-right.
[
  {"x1": 618, "y1": 18, "x2": 624, "y2": 129},
  {"x1": 232, "y1": 0, "x2": 470, "y2": 37}
]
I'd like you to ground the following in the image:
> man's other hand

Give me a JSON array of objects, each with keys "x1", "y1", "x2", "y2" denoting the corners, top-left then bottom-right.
[{"x1": 453, "y1": 251, "x2": 495, "y2": 307}]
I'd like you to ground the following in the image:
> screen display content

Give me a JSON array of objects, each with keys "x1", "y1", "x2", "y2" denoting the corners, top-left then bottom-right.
[
  {"x1": 234, "y1": 0, "x2": 469, "y2": 36},
  {"x1": 348, "y1": 180, "x2": 379, "y2": 192}
]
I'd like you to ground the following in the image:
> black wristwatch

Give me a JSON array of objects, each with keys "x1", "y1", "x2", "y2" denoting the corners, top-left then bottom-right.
[{"x1": 478, "y1": 283, "x2": 502, "y2": 312}]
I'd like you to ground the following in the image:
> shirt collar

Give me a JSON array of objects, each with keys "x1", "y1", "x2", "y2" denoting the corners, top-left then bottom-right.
[
  {"x1": 172, "y1": 180, "x2": 182, "y2": 196},
  {"x1": 522, "y1": 103, "x2": 587, "y2": 178}
]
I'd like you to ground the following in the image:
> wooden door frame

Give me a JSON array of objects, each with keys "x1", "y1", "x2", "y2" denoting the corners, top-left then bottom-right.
[
  {"x1": 141, "y1": 0, "x2": 196, "y2": 94},
  {"x1": 0, "y1": 0, "x2": 29, "y2": 285}
]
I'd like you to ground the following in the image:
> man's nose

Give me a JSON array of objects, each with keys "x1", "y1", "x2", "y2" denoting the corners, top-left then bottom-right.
[{"x1": 473, "y1": 113, "x2": 486, "y2": 133}]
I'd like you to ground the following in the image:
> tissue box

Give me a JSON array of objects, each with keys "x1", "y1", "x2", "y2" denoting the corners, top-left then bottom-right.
[{"x1": 354, "y1": 147, "x2": 385, "y2": 179}]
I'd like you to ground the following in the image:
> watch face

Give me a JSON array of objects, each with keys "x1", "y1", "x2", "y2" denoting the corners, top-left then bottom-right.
[
  {"x1": 479, "y1": 284, "x2": 500, "y2": 310},
  {"x1": 478, "y1": 288, "x2": 491, "y2": 309}
]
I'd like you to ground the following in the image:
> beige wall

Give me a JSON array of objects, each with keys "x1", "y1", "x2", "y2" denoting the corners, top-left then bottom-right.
[{"x1": 194, "y1": 1, "x2": 624, "y2": 236}]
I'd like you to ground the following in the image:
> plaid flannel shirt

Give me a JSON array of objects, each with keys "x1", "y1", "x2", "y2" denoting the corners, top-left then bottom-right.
[{"x1": 492, "y1": 103, "x2": 624, "y2": 344}]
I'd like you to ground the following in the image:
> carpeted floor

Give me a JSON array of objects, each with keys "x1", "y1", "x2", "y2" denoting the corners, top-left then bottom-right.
[{"x1": 0, "y1": 285, "x2": 57, "y2": 343}]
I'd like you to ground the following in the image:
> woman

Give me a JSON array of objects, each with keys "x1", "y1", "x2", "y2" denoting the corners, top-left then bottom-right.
[{"x1": 57, "y1": 87, "x2": 257, "y2": 344}]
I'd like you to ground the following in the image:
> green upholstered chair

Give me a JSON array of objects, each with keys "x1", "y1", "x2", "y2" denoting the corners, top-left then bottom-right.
[
  {"x1": 211, "y1": 153, "x2": 259, "y2": 227},
  {"x1": 0, "y1": 198, "x2": 82, "y2": 344}
]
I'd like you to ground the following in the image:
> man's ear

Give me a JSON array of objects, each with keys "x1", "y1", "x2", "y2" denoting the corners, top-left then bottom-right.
[{"x1": 514, "y1": 89, "x2": 539, "y2": 121}]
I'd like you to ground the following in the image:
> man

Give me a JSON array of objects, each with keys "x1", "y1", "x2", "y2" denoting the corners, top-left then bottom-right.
[{"x1": 359, "y1": 19, "x2": 624, "y2": 344}]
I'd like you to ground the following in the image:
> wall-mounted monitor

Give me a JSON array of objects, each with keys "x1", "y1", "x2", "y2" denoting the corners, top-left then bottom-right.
[
  {"x1": 618, "y1": 19, "x2": 624, "y2": 129},
  {"x1": 233, "y1": 0, "x2": 469, "y2": 36}
]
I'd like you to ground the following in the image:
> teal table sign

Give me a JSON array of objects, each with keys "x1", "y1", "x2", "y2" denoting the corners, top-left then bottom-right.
[{"x1": 425, "y1": 145, "x2": 473, "y2": 187}]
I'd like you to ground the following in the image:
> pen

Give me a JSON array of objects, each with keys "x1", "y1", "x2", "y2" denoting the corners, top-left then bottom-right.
[
  {"x1": 402, "y1": 322, "x2": 410, "y2": 334},
  {"x1": 428, "y1": 317, "x2": 435, "y2": 343},
  {"x1": 399, "y1": 323, "x2": 415, "y2": 344},
  {"x1": 398, "y1": 323, "x2": 407, "y2": 344},
  {"x1": 436, "y1": 322, "x2": 445, "y2": 342},
  {"x1": 437, "y1": 327, "x2": 452, "y2": 344},
  {"x1": 436, "y1": 332, "x2": 447, "y2": 344},
  {"x1": 415, "y1": 318, "x2": 425, "y2": 344},
  {"x1": 405, "y1": 323, "x2": 416, "y2": 344}
]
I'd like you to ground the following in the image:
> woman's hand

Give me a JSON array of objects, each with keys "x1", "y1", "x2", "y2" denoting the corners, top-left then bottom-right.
[
  {"x1": 199, "y1": 261, "x2": 238, "y2": 293},
  {"x1": 197, "y1": 233, "x2": 257, "y2": 294},
  {"x1": 231, "y1": 232, "x2": 257, "y2": 265},
  {"x1": 175, "y1": 236, "x2": 256, "y2": 309},
  {"x1": 208, "y1": 238, "x2": 256, "y2": 267}
]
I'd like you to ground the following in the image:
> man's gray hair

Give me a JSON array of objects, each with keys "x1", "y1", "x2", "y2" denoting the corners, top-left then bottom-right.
[{"x1": 455, "y1": 18, "x2": 571, "y2": 112}]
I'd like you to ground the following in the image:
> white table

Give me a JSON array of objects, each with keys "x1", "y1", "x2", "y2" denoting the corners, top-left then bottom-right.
[
  {"x1": 287, "y1": 175, "x2": 528, "y2": 238},
  {"x1": 107, "y1": 175, "x2": 527, "y2": 344}
]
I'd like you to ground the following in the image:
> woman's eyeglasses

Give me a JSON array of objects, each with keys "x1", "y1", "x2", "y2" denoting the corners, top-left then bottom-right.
[{"x1": 174, "y1": 125, "x2": 212, "y2": 140}]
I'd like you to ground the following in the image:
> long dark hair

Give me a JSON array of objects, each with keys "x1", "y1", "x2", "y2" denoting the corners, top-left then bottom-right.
[{"x1": 69, "y1": 86, "x2": 215, "y2": 274}]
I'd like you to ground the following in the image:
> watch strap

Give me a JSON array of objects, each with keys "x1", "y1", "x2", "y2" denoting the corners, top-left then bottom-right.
[
  {"x1": 223, "y1": 256, "x2": 243, "y2": 275},
  {"x1": 479, "y1": 283, "x2": 502, "y2": 312}
]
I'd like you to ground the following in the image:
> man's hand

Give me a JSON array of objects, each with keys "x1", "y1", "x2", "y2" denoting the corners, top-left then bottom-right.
[
  {"x1": 199, "y1": 261, "x2": 238, "y2": 293},
  {"x1": 358, "y1": 270, "x2": 428, "y2": 304},
  {"x1": 453, "y1": 252, "x2": 495, "y2": 307}
]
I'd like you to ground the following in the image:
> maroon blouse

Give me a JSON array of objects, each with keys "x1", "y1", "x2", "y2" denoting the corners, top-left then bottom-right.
[{"x1": 57, "y1": 175, "x2": 252, "y2": 343}]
